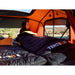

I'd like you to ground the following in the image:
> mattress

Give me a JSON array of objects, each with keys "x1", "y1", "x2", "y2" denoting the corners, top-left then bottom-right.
[{"x1": 0, "y1": 45, "x2": 47, "y2": 65}]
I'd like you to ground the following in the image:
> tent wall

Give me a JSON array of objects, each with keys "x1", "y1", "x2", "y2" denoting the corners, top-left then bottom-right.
[
  {"x1": 26, "y1": 10, "x2": 75, "y2": 45},
  {"x1": 28, "y1": 10, "x2": 75, "y2": 45},
  {"x1": 0, "y1": 18, "x2": 27, "y2": 28},
  {"x1": 66, "y1": 11, "x2": 75, "y2": 45},
  {"x1": 70, "y1": 26, "x2": 75, "y2": 45},
  {"x1": 44, "y1": 19, "x2": 67, "y2": 25},
  {"x1": 26, "y1": 10, "x2": 67, "y2": 36},
  {"x1": 29, "y1": 19, "x2": 39, "y2": 32}
]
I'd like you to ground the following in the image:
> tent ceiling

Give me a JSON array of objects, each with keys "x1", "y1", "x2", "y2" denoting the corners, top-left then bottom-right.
[
  {"x1": 0, "y1": 18, "x2": 25, "y2": 28},
  {"x1": 0, "y1": 10, "x2": 32, "y2": 28},
  {"x1": 0, "y1": 10, "x2": 29, "y2": 16}
]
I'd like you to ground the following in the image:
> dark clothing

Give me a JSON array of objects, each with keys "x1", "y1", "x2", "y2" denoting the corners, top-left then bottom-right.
[{"x1": 20, "y1": 29, "x2": 25, "y2": 34}]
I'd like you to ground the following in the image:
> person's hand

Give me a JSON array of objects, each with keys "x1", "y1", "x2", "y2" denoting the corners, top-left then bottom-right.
[{"x1": 14, "y1": 41, "x2": 21, "y2": 46}]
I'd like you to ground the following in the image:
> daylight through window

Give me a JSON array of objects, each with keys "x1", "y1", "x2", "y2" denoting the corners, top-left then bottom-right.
[
  {"x1": 0, "y1": 28, "x2": 21, "y2": 39},
  {"x1": 44, "y1": 25, "x2": 70, "y2": 39}
]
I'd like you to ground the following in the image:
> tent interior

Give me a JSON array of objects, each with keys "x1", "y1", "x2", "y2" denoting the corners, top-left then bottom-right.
[
  {"x1": 0, "y1": 9, "x2": 75, "y2": 65},
  {"x1": 0, "y1": 9, "x2": 75, "y2": 45}
]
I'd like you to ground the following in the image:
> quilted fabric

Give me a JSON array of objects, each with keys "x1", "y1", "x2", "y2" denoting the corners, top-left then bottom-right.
[{"x1": 0, "y1": 45, "x2": 47, "y2": 65}]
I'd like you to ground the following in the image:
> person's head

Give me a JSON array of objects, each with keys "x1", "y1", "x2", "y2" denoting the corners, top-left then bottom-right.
[
  {"x1": 26, "y1": 21, "x2": 29, "y2": 29},
  {"x1": 21, "y1": 21, "x2": 30, "y2": 30}
]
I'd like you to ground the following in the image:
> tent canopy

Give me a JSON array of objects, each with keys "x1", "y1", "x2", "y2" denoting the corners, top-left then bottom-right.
[
  {"x1": 25, "y1": 10, "x2": 67, "y2": 35},
  {"x1": 0, "y1": 10, "x2": 32, "y2": 28}
]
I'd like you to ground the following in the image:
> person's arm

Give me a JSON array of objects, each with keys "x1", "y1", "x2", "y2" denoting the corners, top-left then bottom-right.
[{"x1": 13, "y1": 38, "x2": 21, "y2": 46}]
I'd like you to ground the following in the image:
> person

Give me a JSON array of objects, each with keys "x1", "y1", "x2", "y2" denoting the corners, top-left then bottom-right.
[
  {"x1": 13, "y1": 21, "x2": 37, "y2": 46},
  {"x1": 20, "y1": 21, "x2": 30, "y2": 34},
  {"x1": 20, "y1": 21, "x2": 37, "y2": 35}
]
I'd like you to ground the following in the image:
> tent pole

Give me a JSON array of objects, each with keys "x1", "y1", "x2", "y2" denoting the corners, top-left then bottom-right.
[
  {"x1": 36, "y1": 10, "x2": 51, "y2": 33},
  {"x1": 52, "y1": 10, "x2": 54, "y2": 37}
]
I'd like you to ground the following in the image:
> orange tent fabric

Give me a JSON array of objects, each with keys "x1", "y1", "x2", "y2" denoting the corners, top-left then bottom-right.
[
  {"x1": 66, "y1": 11, "x2": 75, "y2": 45},
  {"x1": 25, "y1": 10, "x2": 67, "y2": 36},
  {"x1": 0, "y1": 38, "x2": 13, "y2": 46}
]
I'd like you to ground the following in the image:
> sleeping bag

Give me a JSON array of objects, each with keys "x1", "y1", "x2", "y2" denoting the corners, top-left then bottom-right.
[
  {"x1": 16, "y1": 32, "x2": 74, "y2": 64},
  {"x1": 16, "y1": 32, "x2": 71, "y2": 55}
]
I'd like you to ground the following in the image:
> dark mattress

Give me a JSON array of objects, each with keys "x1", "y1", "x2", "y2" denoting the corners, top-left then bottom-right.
[{"x1": 0, "y1": 45, "x2": 47, "y2": 65}]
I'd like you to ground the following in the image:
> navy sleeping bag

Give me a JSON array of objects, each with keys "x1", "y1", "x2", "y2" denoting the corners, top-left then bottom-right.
[{"x1": 16, "y1": 32, "x2": 71, "y2": 56}]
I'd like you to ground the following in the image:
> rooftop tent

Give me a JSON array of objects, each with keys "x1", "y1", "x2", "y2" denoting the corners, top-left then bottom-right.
[
  {"x1": 0, "y1": 9, "x2": 75, "y2": 45},
  {"x1": 25, "y1": 10, "x2": 75, "y2": 45}
]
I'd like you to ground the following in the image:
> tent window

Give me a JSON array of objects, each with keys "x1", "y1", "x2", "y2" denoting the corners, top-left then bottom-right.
[
  {"x1": 45, "y1": 25, "x2": 53, "y2": 37},
  {"x1": 44, "y1": 25, "x2": 70, "y2": 40},
  {"x1": 0, "y1": 28, "x2": 20, "y2": 39}
]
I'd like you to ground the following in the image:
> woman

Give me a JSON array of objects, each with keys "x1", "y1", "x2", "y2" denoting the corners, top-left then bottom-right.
[
  {"x1": 13, "y1": 21, "x2": 30, "y2": 45},
  {"x1": 20, "y1": 21, "x2": 37, "y2": 35},
  {"x1": 14, "y1": 21, "x2": 37, "y2": 45},
  {"x1": 20, "y1": 21, "x2": 30, "y2": 34}
]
